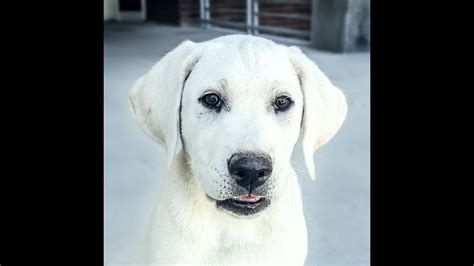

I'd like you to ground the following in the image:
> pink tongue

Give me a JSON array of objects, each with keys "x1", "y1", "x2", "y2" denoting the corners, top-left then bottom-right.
[{"x1": 240, "y1": 195, "x2": 257, "y2": 200}]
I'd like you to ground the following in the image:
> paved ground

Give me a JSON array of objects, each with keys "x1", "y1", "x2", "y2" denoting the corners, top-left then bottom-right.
[{"x1": 104, "y1": 22, "x2": 370, "y2": 265}]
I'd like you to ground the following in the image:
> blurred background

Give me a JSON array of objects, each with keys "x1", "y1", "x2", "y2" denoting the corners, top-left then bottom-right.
[{"x1": 104, "y1": 0, "x2": 370, "y2": 265}]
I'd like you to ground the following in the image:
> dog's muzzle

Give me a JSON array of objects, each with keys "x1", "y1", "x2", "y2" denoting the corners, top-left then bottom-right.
[{"x1": 211, "y1": 152, "x2": 273, "y2": 217}]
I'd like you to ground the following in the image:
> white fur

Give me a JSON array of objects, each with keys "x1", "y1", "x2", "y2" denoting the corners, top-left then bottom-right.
[{"x1": 128, "y1": 35, "x2": 347, "y2": 265}]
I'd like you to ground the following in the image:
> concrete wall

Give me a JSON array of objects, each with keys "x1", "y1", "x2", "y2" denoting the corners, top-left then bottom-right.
[
  {"x1": 104, "y1": 0, "x2": 118, "y2": 21},
  {"x1": 345, "y1": 0, "x2": 370, "y2": 52},
  {"x1": 310, "y1": 0, "x2": 370, "y2": 52}
]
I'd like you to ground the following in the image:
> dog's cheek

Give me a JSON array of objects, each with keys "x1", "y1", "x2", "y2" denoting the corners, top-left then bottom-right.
[
  {"x1": 209, "y1": 166, "x2": 234, "y2": 200},
  {"x1": 187, "y1": 152, "x2": 232, "y2": 200},
  {"x1": 270, "y1": 160, "x2": 293, "y2": 196}
]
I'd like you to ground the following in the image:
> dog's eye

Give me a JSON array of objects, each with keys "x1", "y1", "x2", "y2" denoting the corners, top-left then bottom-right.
[
  {"x1": 274, "y1": 96, "x2": 293, "y2": 112},
  {"x1": 199, "y1": 93, "x2": 223, "y2": 110}
]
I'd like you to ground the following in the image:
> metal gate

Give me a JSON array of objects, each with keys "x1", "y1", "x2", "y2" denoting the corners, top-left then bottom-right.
[{"x1": 199, "y1": 0, "x2": 311, "y2": 40}]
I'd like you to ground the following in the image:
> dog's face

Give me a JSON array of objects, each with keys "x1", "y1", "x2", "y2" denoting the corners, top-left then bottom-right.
[
  {"x1": 129, "y1": 35, "x2": 347, "y2": 218},
  {"x1": 180, "y1": 41, "x2": 303, "y2": 216}
]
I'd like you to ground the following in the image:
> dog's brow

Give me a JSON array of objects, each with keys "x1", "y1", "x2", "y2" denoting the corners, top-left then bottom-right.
[
  {"x1": 203, "y1": 79, "x2": 228, "y2": 95},
  {"x1": 271, "y1": 81, "x2": 282, "y2": 88},
  {"x1": 217, "y1": 79, "x2": 228, "y2": 92},
  {"x1": 271, "y1": 81, "x2": 293, "y2": 95}
]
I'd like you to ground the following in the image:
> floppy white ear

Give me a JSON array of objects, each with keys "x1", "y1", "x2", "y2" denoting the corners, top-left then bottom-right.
[
  {"x1": 128, "y1": 40, "x2": 201, "y2": 170},
  {"x1": 289, "y1": 46, "x2": 348, "y2": 180}
]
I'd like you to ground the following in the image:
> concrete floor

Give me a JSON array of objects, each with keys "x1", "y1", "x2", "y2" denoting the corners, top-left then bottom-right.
[{"x1": 104, "y1": 22, "x2": 370, "y2": 265}]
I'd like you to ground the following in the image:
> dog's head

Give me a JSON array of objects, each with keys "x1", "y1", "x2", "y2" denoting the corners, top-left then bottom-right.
[{"x1": 129, "y1": 35, "x2": 347, "y2": 217}]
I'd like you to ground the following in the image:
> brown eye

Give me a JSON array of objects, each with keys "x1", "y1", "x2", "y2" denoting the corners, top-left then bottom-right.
[
  {"x1": 275, "y1": 96, "x2": 293, "y2": 111},
  {"x1": 205, "y1": 94, "x2": 219, "y2": 105},
  {"x1": 200, "y1": 93, "x2": 223, "y2": 111}
]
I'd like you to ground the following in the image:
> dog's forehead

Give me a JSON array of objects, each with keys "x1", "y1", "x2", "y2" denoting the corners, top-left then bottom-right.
[{"x1": 188, "y1": 36, "x2": 300, "y2": 97}]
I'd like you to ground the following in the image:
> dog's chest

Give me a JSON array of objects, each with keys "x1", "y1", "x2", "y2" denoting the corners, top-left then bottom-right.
[
  {"x1": 150, "y1": 217, "x2": 307, "y2": 265},
  {"x1": 191, "y1": 224, "x2": 306, "y2": 264},
  {"x1": 208, "y1": 239, "x2": 297, "y2": 264}
]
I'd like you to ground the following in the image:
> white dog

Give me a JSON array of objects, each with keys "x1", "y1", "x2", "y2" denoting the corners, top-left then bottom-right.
[{"x1": 128, "y1": 34, "x2": 347, "y2": 265}]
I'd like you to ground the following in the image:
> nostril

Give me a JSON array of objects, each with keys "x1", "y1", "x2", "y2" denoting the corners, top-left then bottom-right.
[
  {"x1": 257, "y1": 170, "x2": 267, "y2": 178},
  {"x1": 235, "y1": 170, "x2": 245, "y2": 178}
]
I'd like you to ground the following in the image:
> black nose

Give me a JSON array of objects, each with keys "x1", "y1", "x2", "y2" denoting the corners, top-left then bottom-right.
[{"x1": 228, "y1": 153, "x2": 272, "y2": 192}]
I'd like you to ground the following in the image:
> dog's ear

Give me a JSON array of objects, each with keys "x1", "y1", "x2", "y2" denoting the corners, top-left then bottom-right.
[
  {"x1": 128, "y1": 40, "x2": 200, "y2": 170},
  {"x1": 289, "y1": 46, "x2": 348, "y2": 180}
]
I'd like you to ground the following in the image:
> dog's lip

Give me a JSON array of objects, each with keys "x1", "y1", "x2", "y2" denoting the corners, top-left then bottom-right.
[
  {"x1": 212, "y1": 195, "x2": 271, "y2": 216},
  {"x1": 206, "y1": 194, "x2": 264, "y2": 203},
  {"x1": 228, "y1": 196, "x2": 265, "y2": 206}
]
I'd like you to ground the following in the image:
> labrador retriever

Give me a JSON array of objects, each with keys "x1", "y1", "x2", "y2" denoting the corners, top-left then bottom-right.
[{"x1": 128, "y1": 34, "x2": 347, "y2": 265}]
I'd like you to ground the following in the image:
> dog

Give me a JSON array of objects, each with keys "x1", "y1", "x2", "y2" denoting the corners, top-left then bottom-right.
[{"x1": 128, "y1": 34, "x2": 347, "y2": 265}]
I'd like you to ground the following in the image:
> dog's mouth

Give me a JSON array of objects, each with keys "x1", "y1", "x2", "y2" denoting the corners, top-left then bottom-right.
[{"x1": 215, "y1": 195, "x2": 271, "y2": 217}]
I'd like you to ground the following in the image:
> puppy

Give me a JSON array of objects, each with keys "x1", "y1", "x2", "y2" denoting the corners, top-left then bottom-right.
[{"x1": 128, "y1": 34, "x2": 347, "y2": 265}]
